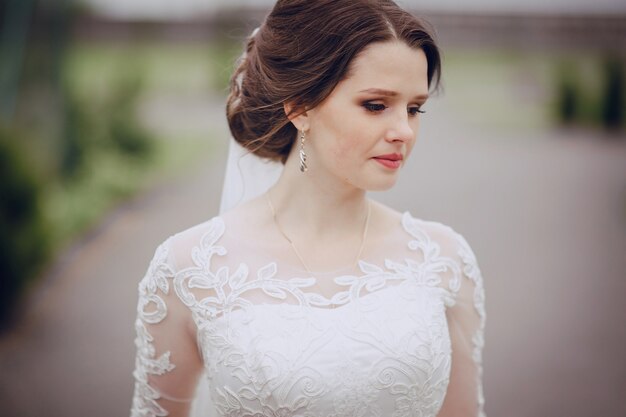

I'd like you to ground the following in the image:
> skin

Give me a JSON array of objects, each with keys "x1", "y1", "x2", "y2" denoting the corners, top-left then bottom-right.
[{"x1": 224, "y1": 40, "x2": 430, "y2": 271}]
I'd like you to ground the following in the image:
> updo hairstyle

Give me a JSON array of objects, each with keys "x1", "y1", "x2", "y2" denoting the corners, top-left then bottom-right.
[{"x1": 226, "y1": 0, "x2": 441, "y2": 164}]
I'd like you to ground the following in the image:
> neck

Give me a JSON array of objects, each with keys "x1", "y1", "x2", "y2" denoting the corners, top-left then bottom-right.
[{"x1": 267, "y1": 155, "x2": 369, "y2": 239}]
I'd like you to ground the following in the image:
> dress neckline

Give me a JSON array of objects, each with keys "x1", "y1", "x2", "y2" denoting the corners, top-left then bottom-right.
[{"x1": 205, "y1": 210, "x2": 413, "y2": 277}]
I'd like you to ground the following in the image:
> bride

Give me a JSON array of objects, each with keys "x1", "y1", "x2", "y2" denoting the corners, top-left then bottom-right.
[{"x1": 130, "y1": 1, "x2": 486, "y2": 416}]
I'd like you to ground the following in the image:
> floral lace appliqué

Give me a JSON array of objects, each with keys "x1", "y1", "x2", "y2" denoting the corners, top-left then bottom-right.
[
  {"x1": 131, "y1": 239, "x2": 178, "y2": 417},
  {"x1": 130, "y1": 212, "x2": 486, "y2": 417}
]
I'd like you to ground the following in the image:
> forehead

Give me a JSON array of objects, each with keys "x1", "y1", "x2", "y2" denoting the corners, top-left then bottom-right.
[{"x1": 341, "y1": 41, "x2": 429, "y2": 94}]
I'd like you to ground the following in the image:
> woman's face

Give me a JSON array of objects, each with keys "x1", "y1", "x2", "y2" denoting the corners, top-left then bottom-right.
[{"x1": 305, "y1": 40, "x2": 430, "y2": 191}]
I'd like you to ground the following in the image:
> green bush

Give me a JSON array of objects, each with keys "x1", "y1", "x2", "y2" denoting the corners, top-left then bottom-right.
[
  {"x1": 554, "y1": 62, "x2": 579, "y2": 125},
  {"x1": 553, "y1": 55, "x2": 625, "y2": 132},
  {"x1": 56, "y1": 68, "x2": 154, "y2": 183},
  {"x1": 0, "y1": 39, "x2": 211, "y2": 330},
  {"x1": 60, "y1": 90, "x2": 92, "y2": 179},
  {"x1": 106, "y1": 71, "x2": 153, "y2": 158},
  {"x1": 0, "y1": 128, "x2": 51, "y2": 330},
  {"x1": 600, "y1": 57, "x2": 625, "y2": 130}
]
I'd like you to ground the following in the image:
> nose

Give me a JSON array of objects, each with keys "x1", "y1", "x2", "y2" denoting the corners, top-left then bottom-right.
[{"x1": 384, "y1": 111, "x2": 416, "y2": 144}]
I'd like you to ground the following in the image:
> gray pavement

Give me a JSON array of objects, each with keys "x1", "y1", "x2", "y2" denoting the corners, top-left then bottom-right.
[{"x1": 0, "y1": 93, "x2": 625, "y2": 417}]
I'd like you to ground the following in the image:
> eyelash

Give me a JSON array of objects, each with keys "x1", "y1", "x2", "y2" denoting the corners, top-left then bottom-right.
[{"x1": 362, "y1": 102, "x2": 426, "y2": 115}]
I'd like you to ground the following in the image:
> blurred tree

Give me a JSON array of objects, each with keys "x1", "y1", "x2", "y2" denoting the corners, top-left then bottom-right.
[
  {"x1": 60, "y1": 87, "x2": 92, "y2": 178},
  {"x1": 0, "y1": 0, "x2": 160, "y2": 329},
  {"x1": 600, "y1": 56, "x2": 624, "y2": 131},
  {"x1": 106, "y1": 69, "x2": 153, "y2": 158},
  {"x1": 0, "y1": 127, "x2": 50, "y2": 331},
  {"x1": 555, "y1": 61, "x2": 578, "y2": 125},
  {"x1": 52, "y1": 0, "x2": 92, "y2": 179},
  {"x1": 0, "y1": 0, "x2": 36, "y2": 122}
]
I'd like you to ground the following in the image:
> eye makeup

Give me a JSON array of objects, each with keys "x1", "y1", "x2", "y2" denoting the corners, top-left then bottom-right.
[{"x1": 361, "y1": 101, "x2": 426, "y2": 115}]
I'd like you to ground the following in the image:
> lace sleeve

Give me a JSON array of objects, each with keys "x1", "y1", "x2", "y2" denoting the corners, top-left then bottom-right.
[
  {"x1": 438, "y1": 230, "x2": 487, "y2": 417},
  {"x1": 130, "y1": 237, "x2": 204, "y2": 417}
]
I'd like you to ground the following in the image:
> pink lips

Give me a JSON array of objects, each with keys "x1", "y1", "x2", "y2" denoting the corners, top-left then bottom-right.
[{"x1": 373, "y1": 153, "x2": 403, "y2": 169}]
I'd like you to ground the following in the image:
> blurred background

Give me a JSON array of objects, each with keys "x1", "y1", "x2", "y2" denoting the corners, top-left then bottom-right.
[{"x1": 0, "y1": 0, "x2": 625, "y2": 416}]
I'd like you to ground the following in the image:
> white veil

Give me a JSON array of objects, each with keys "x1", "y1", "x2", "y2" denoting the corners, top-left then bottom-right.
[
  {"x1": 189, "y1": 137, "x2": 282, "y2": 417},
  {"x1": 218, "y1": 137, "x2": 284, "y2": 214}
]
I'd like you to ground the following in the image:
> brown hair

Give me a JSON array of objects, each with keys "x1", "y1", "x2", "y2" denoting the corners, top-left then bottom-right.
[{"x1": 226, "y1": 0, "x2": 441, "y2": 163}]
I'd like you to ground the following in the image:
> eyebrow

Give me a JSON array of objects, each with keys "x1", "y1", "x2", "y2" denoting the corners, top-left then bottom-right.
[{"x1": 359, "y1": 88, "x2": 429, "y2": 100}]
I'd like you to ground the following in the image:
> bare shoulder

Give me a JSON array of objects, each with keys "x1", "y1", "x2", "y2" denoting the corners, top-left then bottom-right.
[{"x1": 219, "y1": 194, "x2": 274, "y2": 236}]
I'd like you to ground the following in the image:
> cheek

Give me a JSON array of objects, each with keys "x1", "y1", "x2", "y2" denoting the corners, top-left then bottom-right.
[
  {"x1": 333, "y1": 134, "x2": 362, "y2": 162},
  {"x1": 317, "y1": 109, "x2": 366, "y2": 164}
]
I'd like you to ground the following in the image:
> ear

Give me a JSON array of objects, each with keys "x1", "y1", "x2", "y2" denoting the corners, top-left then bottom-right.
[{"x1": 283, "y1": 102, "x2": 310, "y2": 131}]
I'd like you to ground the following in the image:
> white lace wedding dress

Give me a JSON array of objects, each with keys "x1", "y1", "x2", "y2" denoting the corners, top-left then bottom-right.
[{"x1": 129, "y1": 209, "x2": 486, "y2": 417}]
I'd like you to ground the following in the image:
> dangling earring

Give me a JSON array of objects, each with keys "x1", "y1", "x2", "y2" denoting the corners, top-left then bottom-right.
[{"x1": 299, "y1": 130, "x2": 308, "y2": 173}]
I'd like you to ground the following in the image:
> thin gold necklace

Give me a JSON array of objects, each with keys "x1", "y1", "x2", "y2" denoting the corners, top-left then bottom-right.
[{"x1": 265, "y1": 191, "x2": 371, "y2": 278}]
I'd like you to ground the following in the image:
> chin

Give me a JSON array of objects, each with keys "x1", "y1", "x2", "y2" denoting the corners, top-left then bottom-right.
[
  {"x1": 341, "y1": 165, "x2": 400, "y2": 191},
  {"x1": 362, "y1": 177, "x2": 399, "y2": 192}
]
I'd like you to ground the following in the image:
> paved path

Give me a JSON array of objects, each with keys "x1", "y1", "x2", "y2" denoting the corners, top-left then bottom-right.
[{"x1": 1, "y1": 93, "x2": 625, "y2": 417}]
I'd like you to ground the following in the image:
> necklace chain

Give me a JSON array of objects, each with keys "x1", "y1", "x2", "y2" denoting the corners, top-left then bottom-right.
[{"x1": 265, "y1": 191, "x2": 371, "y2": 276}]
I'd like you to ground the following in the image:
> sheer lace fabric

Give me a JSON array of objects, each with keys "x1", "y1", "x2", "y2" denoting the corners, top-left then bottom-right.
[{"x1": 130, "y1": 212, "x2": 486, "y2": 417}]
